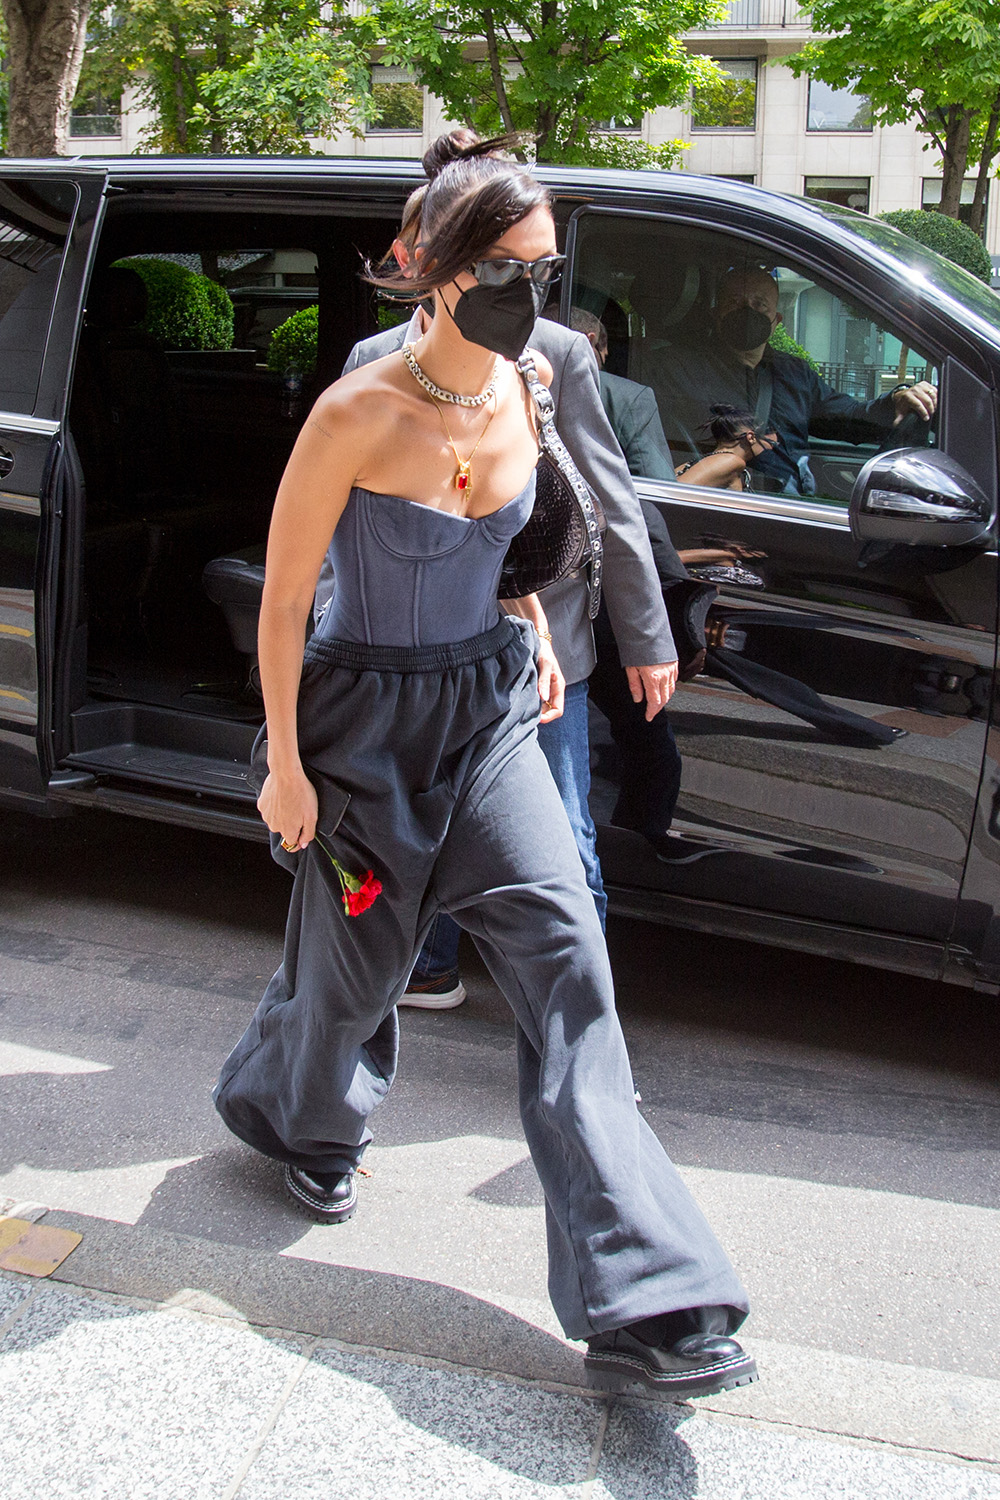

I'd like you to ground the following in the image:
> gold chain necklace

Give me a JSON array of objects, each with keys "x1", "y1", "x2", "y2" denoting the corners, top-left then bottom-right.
[{"x1": 432, "y1": 393, "x2": 498, "y2": 493}]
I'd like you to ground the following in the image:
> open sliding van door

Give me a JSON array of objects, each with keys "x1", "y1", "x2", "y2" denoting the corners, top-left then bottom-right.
[{"x1": 0, "y1": 168, "x2": 106, "y2": 810}]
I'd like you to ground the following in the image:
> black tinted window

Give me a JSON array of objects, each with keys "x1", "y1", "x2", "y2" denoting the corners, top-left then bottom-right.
[{"x1": 0, "y1": 179, "x2": 77, "y2": 414}]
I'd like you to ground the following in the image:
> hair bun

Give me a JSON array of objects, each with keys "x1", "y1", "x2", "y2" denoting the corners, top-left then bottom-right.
[{"x1": 421, "y1": 129, "x2": 517, "y2": 181}]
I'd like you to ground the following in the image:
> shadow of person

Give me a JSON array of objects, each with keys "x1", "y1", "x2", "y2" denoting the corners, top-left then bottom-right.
[
  {"x1": 0, "y1": 1273, "x2": 700, "y2": 1496},
  {"x1": 134, "y1": 1146, "x2": 312, "y2": 1251},
  {"x1": 470, "y1": 1154, "x2": 546, "y2": 1209},
  {"x1": 286, "y1": 1341, "x2": 700, "y2": 1497}
]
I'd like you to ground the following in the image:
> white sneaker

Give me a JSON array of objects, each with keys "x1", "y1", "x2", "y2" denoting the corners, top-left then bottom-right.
[{"x1": 398, "y1": 973, "x2": 467, "y2": 1009}]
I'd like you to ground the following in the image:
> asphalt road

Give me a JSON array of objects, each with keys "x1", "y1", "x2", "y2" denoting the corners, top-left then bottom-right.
[{"x1": 2, "y1": 803, "x2": 1000, "y2": 1488}]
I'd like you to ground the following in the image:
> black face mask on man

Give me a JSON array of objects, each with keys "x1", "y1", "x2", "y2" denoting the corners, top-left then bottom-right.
[
  {"x1": 449, "y1": 276, "x2": 547, "y2": 361},
  {"x1": 717, "y1": 304, "x2": 775, "y2": 353}
]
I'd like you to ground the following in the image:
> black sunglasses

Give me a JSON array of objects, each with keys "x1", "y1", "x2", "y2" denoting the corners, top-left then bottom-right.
[{"x1": 468, "y1": 254, "x2": 566, "y2": 289}]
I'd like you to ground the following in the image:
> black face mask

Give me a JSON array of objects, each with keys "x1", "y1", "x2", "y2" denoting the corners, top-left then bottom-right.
[
  {"x1": 718, "y1": 305, "x2": 774, "y2": 353},
  {"x1": 449, "y1": 276, "x2": 547, "y2": 361}
]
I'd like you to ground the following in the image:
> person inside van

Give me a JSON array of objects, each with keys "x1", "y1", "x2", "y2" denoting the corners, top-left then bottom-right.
[
  {"x1": 675, "y1": 404, "x2": 778, "y2": 491},
  {"x1": 568, "y1": 307, "x2": 675, "y2": 481},
  {"x1": 651, "y1": 266, "x2": 937, "y2": 496}
]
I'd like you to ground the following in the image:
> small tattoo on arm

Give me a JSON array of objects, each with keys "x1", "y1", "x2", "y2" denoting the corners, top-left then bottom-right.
[{"x1": 308, "y1": 417, "x2": 336, "y2": 441}]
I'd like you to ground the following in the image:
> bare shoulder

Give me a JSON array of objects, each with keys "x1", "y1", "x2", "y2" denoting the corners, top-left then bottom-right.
[{"x1": 307, "y1": 353, "x2": 407, "y2": 441}]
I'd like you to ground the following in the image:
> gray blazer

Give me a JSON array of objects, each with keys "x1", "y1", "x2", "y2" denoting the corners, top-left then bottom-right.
[
  {"x1": 599, "y1": 371, "x2": 676, "y2": 483},
  {"x1": 317, "y1": 312, "x2": 676, "y2": 684}
]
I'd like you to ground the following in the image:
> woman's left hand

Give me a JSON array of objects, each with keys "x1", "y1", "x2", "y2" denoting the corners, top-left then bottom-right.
[{"x1": 537, "y1": 640, "x2": 565, "y2": 723}]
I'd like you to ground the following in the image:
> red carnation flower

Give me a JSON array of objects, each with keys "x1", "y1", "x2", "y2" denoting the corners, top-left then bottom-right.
[
  {"x1": 313, "y1": 836, "x2": 382, "y2": 918},
  {"x1": 345, "y1": 872, "x2": 382, "y2": 916}
]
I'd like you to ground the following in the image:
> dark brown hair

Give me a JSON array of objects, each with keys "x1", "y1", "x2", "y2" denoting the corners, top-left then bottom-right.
[{"x1": 366, "y1": 130, "x2": 550, "y2": 297}]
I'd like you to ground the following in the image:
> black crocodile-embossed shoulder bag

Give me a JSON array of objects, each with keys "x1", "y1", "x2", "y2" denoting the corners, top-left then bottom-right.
[{"x1": 497, "y1": 351, "x2": 606, "y2": 618}]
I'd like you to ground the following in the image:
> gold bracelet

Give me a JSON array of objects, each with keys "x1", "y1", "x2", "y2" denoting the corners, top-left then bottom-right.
[{"x1": 537, "y1": 629, "x2": 553, "y2": 642}]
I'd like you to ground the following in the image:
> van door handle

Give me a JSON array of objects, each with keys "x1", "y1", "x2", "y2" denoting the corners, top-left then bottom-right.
[{"x1": 0, "y1": 447, "x2": 14, "y2": 478}]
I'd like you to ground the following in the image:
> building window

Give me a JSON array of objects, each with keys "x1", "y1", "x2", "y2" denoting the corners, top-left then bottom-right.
[
  {"x1": 807, "y1": 78, "x2": 871, "y2": 131},
  {"x1": 368, "y1": 67, "x2": 423, "y2": 133},
  {"x1": 805, "y1": 177, "x2": 870, "y2": 213},
  {"x1": 68, "y1": 95, "x2": 122, "y2": 138},
  {"x1": 714, "y1": 173, "x2": 755, "y2": 183},
  {"x1": 596, "y1": 110, "x2": 644, "y2": 132},
  {"x1": 922, "y1": 178, "x2": 987, "y2": 232},
  {"x1": 692, "y1": 59, "x2": 758, "y2": 131}
]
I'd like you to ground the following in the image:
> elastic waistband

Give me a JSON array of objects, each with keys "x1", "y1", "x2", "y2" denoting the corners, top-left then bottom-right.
[{"x1": 303, "y1": 615, "x2": 520, "y2": 674}]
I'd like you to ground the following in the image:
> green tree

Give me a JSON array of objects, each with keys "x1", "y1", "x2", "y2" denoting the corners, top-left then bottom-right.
[
  {"x1": 78, "y1": 0, "x2": 376, "y2": 154},
  {"x1": 373, "y1": 0, "x2": 725, "y2": 166},
  {"x1": 878, "y1": 208, "x2": 994, "y2": 283},
  {"x1": 789, "y1": 0, "x2": 1000, "y2": 226}
]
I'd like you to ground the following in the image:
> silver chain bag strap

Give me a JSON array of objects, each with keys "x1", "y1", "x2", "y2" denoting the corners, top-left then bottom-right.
[{"x1": 496, "y1": 351, "x2": 606, "y2": 618}]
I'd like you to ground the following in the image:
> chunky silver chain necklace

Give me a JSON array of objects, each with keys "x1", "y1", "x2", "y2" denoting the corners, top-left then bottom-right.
[{"x1": 402, "y1": 342, "x2": 499, "y2": 408}]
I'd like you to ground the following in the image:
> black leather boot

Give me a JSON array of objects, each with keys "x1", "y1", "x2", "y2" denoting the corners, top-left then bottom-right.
[
  {"x1": 283, "y1": 1165, "x2": 358, "y2": 1223},
  {"x1": 585, "y1": 1327, "x2": 758, "y2": 1400}
]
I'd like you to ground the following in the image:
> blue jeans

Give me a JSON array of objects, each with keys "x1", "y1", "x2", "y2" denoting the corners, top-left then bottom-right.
[{"x1": 411, "y1": 679, "x2": 607, "y2": 982}]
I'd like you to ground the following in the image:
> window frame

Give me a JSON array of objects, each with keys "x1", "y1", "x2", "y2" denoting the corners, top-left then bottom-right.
[
  {"x1": 0, "y1": 177, "x2": 80, "y2": 418},
  {"x1": 366, "y1": 67, "x2": 424, "y2": 136},
  {"x1": 806, "y1": 78, "x2": 873, "y2": 134},
  {"x1": 690, "y1": 57, "x2": 759, "y2": 134},
  {"x1": 560, "y1": 202, "x2": 957, "y2": 516}
]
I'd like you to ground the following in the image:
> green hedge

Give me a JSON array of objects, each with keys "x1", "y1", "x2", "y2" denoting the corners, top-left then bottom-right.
[
  {"x1": 877, "y1": 210, "x2": 993, "y2": 285},
  {"x1": 267, "y1": 304, "x2": 319, "y2": 376},
  {"x1": 112, "y1": 257, "x2": 235, "y2": 350},
  {"x1": 769, "y1": 320, "x2": 821, "y2": 371}
]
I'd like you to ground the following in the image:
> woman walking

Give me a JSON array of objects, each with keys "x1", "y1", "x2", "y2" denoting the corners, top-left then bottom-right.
[{"x1": 214, "y1": 134, "x2": 757, "y2": 1401}]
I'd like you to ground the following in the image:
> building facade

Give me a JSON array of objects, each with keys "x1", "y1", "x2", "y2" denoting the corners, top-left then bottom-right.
[{"x1": 67, "y1": 1, "x2": 1000, "y2": 272}]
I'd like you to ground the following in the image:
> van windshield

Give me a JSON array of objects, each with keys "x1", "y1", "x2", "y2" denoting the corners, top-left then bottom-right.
[{"x1": 803, "y1": 199, "x2": 1000, "y2": 343}]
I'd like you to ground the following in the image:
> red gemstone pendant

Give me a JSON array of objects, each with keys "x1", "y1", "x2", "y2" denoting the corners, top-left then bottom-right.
[{"x1": 455, "y1": 468, "x2": 471, "y2": 491}]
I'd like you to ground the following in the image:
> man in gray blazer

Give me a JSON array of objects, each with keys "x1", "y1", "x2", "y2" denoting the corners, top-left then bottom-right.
[
  {"x1": 569, "y1": 308, "x2": 676, "y2": 482},
  {"x1": 315, "y1": 304, "x2": 680, "y2": 1006}
]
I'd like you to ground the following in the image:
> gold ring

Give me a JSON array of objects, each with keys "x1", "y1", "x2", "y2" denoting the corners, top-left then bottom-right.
[{"x1": 280, "y1": 838, "x2": 299, "y2": 852}]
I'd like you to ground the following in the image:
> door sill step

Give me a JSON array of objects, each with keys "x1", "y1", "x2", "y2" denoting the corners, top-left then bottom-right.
[{"x1": 63, "y1": 743, "x2": 256, "y2": 801}]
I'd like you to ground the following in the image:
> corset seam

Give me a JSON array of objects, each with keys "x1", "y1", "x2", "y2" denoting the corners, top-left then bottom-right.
[{"x1": 363, "y1": 490, "x2": 476, "y2": 561}]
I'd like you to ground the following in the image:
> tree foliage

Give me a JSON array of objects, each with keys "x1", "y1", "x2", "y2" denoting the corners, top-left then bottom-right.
[
  {"x1": 267, "y1": 303, "x2": 319, "y2": 374},
  {"x1": 373, "y1": 0, "x2": 725, "y2": 166},
  {"x1": 878, "y1": 208, "x2": 994, "y2": 283},
  {"x1": 114, "y1": 256, "x2": 235, "y2": 347},
  {"x1": 78, "y1": 0, "x2": 376, "y2": 154},
  {"x1": 789, "y1": 0, "x2": 1000, "y2": 225}
]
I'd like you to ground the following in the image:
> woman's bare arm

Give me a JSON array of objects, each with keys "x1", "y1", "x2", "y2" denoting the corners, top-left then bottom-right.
[
  {"x1": 501, "y1": 595, "x2": 565, "y2": 722},
  {"x1": 256, "y1": 384, "x2": 372, "y2": 848}
]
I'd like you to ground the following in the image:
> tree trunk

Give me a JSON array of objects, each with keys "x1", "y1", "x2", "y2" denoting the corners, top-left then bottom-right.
[
  {"x1": 482, "y1": 10, "x2": 515, "y2": 134},
  {"x1": 2, "y1": 0, "x2": 92, "y2": 155},
  {"x1": 170, "y1": 41, "x2": 188, "y2": 151},
  {"x1": 533, "y1": 0, "x2": 559, "y2": 160},
  {"x1": 970, "y1": 90, "x2": 1000, "y2": 238},
  {"x1": 938, "y1": 104, "x2": 975, "y2": 219}
]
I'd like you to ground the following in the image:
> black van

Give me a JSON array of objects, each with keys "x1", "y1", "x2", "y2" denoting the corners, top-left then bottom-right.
[{"x1": 2, "y1": 158, "x2": 1000, "y2": 990}]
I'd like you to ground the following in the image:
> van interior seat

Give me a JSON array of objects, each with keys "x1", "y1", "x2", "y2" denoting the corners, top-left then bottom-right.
[{"x1": 202, "y1": 545, "x2": 266, "y2": 659}]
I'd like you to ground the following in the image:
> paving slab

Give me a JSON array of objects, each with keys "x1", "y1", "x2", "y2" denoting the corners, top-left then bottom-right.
[
  {"x1": 237, "y1": 1342, "x2": 601, "y2": 1499},
  {"x1": 595, "y1": 1403, "x2": 1000, "y2": 1500},
  {"x1": 0, "y1": 1276, "x2": 308, "y2": 1500},
  {"x1": 3, "y1": 1273, "x2": 999, "y2": 1500}
]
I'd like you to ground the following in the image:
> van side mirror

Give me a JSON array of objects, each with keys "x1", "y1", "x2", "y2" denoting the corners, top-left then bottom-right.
[{"x1": 850, "y1": 448, "x2": 995, "y2": 547}]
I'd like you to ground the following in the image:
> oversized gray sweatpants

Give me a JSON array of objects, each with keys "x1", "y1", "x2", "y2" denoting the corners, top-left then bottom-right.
[{"x1": 214, "y1": 616, "x2": 749, "y2": 1341}]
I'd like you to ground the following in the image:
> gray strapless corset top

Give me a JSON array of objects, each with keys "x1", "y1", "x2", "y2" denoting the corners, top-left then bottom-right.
[{"x1": 316, "y1": 471, "x2": 536, "y2": 648}]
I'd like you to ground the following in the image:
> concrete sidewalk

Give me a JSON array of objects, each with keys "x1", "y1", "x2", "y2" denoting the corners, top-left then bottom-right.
[{"x1": 3, "y1": 1267, "x2": 999, "y2": 1500}]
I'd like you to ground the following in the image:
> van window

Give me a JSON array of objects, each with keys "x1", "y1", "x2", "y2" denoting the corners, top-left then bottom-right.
[
  {"x1": 569, "y1": 213, "x2": 939, "y2": 506},
  {"x1": 0, "y1": 179, "x2": 77, "y2": 414}
]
